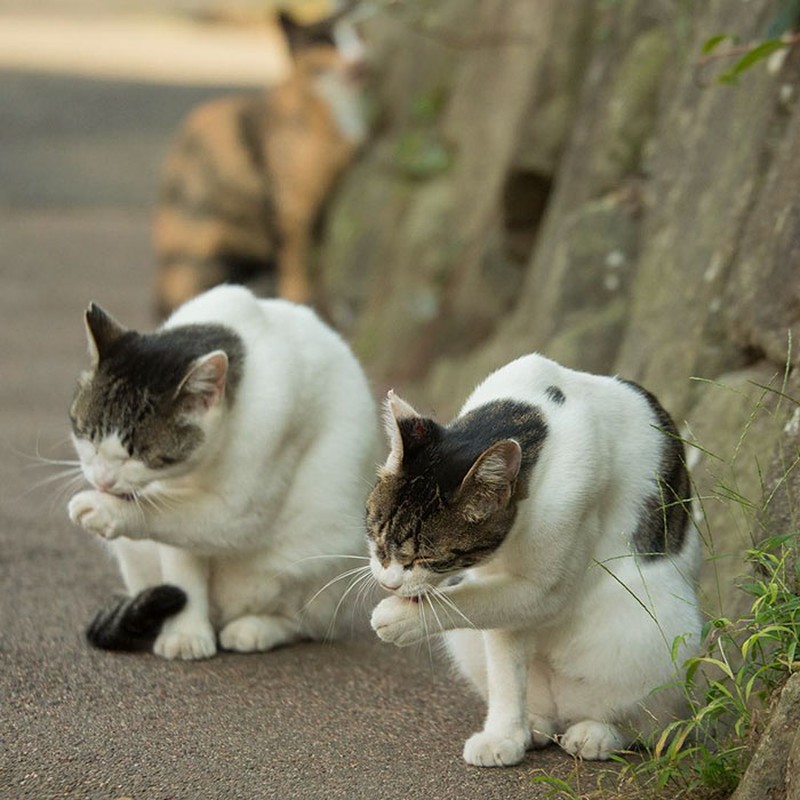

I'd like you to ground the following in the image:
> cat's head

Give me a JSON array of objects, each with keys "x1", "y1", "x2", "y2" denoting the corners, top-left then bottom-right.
[
  {"x1": 70, "y1": 303, "x2": 243, "y2": 498},
  {"x1": 278, "y1": 6, "x2": 369, "y2": 102},
  {"x1": 365, "y1": 392, "x2": 523, "y2": 598}
]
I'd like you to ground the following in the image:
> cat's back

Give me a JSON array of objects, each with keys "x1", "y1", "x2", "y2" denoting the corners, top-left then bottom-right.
[
  {"x1": 461, "y1": 353, "x2": 668, "y2": 470},
  {"x1": 461, "y1": 353, "x2": 622, "y2": 416},
  {"x1": 166, "y1": 285, "x2": 355, "y2": 362},
  {"x1": 165, "y1": 286, "x2": 373, "y2": 426}
]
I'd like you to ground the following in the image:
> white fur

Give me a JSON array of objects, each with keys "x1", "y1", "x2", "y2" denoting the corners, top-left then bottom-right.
[
  {"x1": 69, "y1": 285, "x2": 379, "y2": 659},
  {"x1": 313, "y1": 17, "x2": 368, "y2": 145},
  {"x1": 370, "y1": 353, "x2": 702, "y2": 765}
]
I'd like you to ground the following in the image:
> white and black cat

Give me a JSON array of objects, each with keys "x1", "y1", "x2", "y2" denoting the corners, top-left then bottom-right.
[
  {"x1": 366, "y1": 354, "x2": 701, "y2": 765},
  {"x1": 68, "y1": 285, "x2": 378, "y2": 659}
]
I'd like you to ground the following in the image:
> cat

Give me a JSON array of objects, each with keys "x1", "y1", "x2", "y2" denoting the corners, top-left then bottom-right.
[
  {"x1": 153, "y1": 9, "x2": 368, "y2": 317},
  {"x1": 365, "y1": 353, "x2": 702, "y2": 766},
  {"x1": 67, "y1": 284, "x2": 378, "y2": 659}
]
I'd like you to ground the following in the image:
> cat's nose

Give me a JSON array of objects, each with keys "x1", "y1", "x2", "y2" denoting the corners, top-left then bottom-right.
[{"x1": 378, "y1": 564, "x2": 404, "y2": 592}]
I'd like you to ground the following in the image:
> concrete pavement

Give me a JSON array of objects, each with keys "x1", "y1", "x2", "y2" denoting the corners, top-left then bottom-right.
[{"x1": 0, "y1": 16, "x2": 604, "y2": 799}]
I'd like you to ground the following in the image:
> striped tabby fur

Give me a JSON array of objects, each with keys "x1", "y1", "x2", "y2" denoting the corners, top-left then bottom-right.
[{"x1": 154, "y1": 11, "x2": 366, "y2": 317}]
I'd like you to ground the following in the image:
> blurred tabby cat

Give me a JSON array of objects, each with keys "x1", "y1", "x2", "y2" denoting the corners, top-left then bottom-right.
[
  {"x1": 154, "y1": 8, "x2": 367, "y2": 317},
  {"x1": 68, "y1": 285, "x2": 378, "y2": 659}
]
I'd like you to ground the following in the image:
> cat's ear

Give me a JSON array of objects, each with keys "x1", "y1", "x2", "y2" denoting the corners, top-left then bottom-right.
[
  {"x1": 381, "y1": 389, "x2": 422, "y2": 474},
  {"x1": 84, "y1": 303, "x2": 126, "y2": 366},
  {"x1": 277, "y1": 11, "x2": 307, "y2": 54},
  {"x1": 175, "y1": 350, "x2": 229, "y2": 412},
  {"x1": 456, "y1": 439, "x2": 522, "y2": 523}
]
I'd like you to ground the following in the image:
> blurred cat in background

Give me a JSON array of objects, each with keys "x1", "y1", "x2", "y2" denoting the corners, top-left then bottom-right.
[{"x1": 154, "y1": 5, "x2": 368, "y2": 318}]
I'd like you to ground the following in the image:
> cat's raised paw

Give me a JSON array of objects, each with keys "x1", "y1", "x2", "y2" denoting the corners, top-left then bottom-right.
[
  {"x1": 560, "y1": 720, "x2": 626, "y2": 760},
  {"x1": 463, "y1": 729, "x2": 528, "y2": 767},
  {"x1": 370, "y1": 595, "x2": 426, "y2": 647},
  {"x1": 154, "y1": 619, "x2": 217, "y2": 660},
  {"x1": 68, "y1": 490, "x2": 124, "y2": 539}
]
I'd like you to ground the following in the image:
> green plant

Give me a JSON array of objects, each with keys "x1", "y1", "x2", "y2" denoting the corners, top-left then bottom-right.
[
  {"x1": 609, "y1": 531, "x2": 798, "y2": 800},
  {"x1": 698, "y1": 0, "x2": 800, "y2": 84}
]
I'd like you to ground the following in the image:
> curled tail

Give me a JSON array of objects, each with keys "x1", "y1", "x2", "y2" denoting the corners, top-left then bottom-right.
[{"x1": 87, "y1": 585, "x2": 187, "y2": 652}]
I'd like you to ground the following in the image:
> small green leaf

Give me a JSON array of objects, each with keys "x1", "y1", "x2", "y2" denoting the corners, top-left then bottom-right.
[
  {"x1": 702, "y1": 34, "x2": 732, "y2": 54},
  {"x1": 718, "y1": 39, "x2": 787, "y2": 83}
]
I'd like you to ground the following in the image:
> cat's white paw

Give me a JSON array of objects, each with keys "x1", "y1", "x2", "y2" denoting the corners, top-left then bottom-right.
[
  {"x1": 68, "y1": 490, "x2": 124, "y2": 539},
  {"x1": 560, "y1": 720, "x2": 626, "y2": 760},
  {"x1": 154, "y1": 617, "x2": 217, "y2": 660},
  {"x1": 219, "y1": 615, "x2": 293, "y2": 653},
  {"x1": 463, "y1": 728, "x2": 528, "y2": 767},
  {"x1": 370, "y1": 595, "x2": 426, "y2": 647}
]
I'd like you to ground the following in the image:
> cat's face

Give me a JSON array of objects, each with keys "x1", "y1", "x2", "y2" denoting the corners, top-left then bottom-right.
[
  {"x1": 70, "y1": 304, "x2": 241, "y2": 499},
  {"x1": 279, "y1": 9, "x2": 368, "y2": 92},
  {"x1": 366, "y1": 393, "x2": 522, "y2": 598}
]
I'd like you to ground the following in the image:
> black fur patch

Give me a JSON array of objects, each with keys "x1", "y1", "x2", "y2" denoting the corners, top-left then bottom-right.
[
  {"x1": 618, "y1": 378, "x2": 692, "y2": 559},
  {"x1": 545, "y1": 385, "x2": 566, "y2": 405},
  {"x1": 431, "y1": 400, "x2": 547, "y2": 494},
  {"x1": 87, "y1": 585, "x2": 187, "y2": 652},
  {"x1": 101, "y1": 324, "x2": 245, "y2": 399}
]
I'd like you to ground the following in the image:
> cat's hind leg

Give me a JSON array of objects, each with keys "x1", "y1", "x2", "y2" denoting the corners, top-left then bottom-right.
[
  {"x1": 219, "y1": 614, "x2": 301, "y2": 653},
  {"x1": 527, "y1": 657, "x2": 558, "y2": 749}
]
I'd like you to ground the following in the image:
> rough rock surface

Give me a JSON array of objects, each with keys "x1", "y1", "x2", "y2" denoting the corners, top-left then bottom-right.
[{"x1": 320, "y1": 0, "x2": 800, "y2": 794}]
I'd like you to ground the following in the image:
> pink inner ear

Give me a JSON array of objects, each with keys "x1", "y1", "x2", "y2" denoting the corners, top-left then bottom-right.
[{"x1": 178, "y1": 351, "x2": 228, "y2": 410}]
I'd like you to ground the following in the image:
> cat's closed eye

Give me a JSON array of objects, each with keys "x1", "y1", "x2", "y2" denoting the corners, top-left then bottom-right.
[{"x1": 148, "y1": 454, "x2": 180, "y2": 469}]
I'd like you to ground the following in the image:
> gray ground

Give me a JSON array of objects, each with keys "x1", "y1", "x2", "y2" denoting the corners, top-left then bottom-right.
[{"x1": 0, "y1": 31, "x2": 606, "y2": 800}]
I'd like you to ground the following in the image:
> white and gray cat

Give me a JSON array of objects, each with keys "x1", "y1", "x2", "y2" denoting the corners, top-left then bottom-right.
[
  {"x1": 366, "y1": 354, "x2": 701, "y2": 765},
  {"x1": 68, "y1": 285, "x2": 378, "y2": 659}
]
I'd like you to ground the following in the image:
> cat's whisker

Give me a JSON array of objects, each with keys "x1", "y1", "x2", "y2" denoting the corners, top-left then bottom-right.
[
  {"x1": 25, "y1": 466, "x2": 84, "y2": 493},
  {"x1": 44, "y1": 472, "x2": 89, "y2": 516},
  {"x1": 423, "y1": 590, "x2": 447, "y2": 636},
  {"x1": 418, "y1": 593, "x2": 440, "y2": 671},
  {"x1": 288, "y1": 553, "x2": 370, "y2": 568},
  {"x1": 429, "y1": 585, "x2": 476, "y2": 630},
  {"x1": 331, "y1": 569, "x2": 375, "y2": 639},
  {"x1": 353, "y1": 573, "x2": 379, "y2": 625},
  {"x1": 137, "y1": 489, "x2": 182, "y2": 515},
  {"x1": 9, "y1": 437, "x2": 80, "y2": 468},
  {"x1": 305, "y1": 565, "x2": 372, "y2": 613},
  {"x1": 318, "y1": 567, "x2": 374, "y2": 642}
]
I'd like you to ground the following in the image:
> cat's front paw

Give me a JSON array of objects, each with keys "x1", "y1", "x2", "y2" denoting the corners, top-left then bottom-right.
[
  {"x1": 68, "y1": 490, "x2": 127, "y2": 540},
  {"x1": 219, "y1": 615, "x2": 294, "y2": 653},
  {"x1": 154, "y1": 616, "x2": 217, "y2": 660},
  {"x1": 370, "y1": 595, "x2": 426, "y2": 647},
  {"x1": 560, "y1": 720, "x2": 626, "y2": 760},
  {"x1": 463, "y1": 728, "x2": 529, "y2": 767}
]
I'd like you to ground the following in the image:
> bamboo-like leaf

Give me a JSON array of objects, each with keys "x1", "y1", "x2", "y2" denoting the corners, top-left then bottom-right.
[
  {"x1": 718, "y1": 39, "x2": 788, "y2": 84},
  {"x1": 702, "y1": 33, "x2": 733, "y2": 54}
]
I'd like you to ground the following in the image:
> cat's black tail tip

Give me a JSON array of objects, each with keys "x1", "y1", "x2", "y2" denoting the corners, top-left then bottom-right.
[{"x1": 86, "y1": 584, "x2": 187, "y2": 652}]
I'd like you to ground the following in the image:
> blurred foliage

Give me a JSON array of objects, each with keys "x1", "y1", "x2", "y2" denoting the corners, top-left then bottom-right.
[
  {"x1": 702, "y1": 0, "x2": 800, "y2": 84},
  {"x1": 393, "y1": 130, "x2": 452, "y2": 179},
  {"x1": 393, "y1": 85, "x2": 453, "y2": 179}
]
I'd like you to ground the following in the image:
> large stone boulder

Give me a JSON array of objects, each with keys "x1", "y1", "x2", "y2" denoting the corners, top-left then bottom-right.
[{"x1": 320, "y1": 0, "x2": 800, "y2": 789}]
